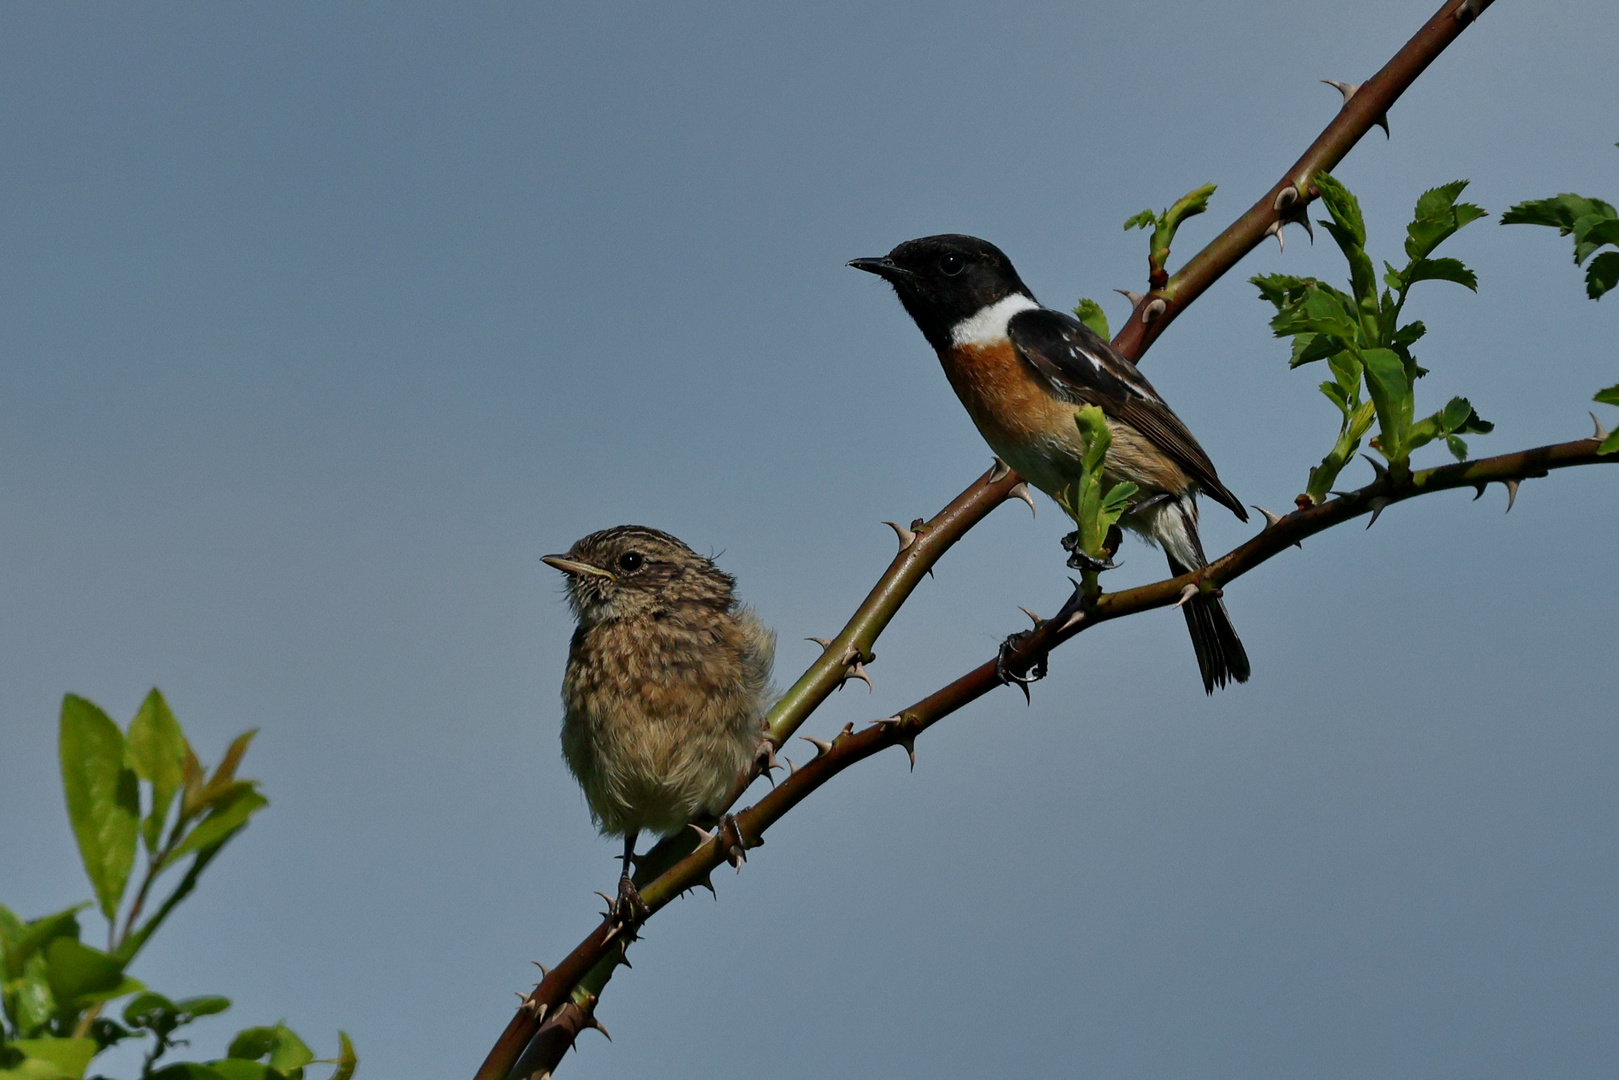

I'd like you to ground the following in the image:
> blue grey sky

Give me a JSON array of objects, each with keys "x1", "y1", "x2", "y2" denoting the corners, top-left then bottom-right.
[{"x1": 3, "y1": 2, "x2": 1616, "y2": 1077}]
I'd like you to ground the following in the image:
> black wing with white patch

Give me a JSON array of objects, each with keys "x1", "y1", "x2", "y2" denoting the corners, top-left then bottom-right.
[{"x1": 1006, "y1": 307, "x2": 1246, "y2": 520}]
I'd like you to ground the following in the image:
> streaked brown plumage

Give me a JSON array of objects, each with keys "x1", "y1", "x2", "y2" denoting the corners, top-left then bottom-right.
[{"x1": 544, "y1": 525, "x2": 774, "y2": 913}]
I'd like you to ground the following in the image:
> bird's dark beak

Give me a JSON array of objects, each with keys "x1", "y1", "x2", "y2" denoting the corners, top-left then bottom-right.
[
  {"x1": 542, "y1": 555, "x2": 615, "y2": 581},
  {"x1": 848, "y1": 256, "x2": 916, "y2": 282}
]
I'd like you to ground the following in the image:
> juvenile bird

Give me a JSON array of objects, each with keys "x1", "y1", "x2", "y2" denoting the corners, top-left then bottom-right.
[
  {"x1": 851, "y1": 234, "x2": 1250, "y2": 693},
  {"x1": 543, "y1": 526, "x2": 775, "y2": 916}
]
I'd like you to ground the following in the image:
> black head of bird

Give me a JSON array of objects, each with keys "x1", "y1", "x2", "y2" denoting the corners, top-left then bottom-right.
[{"x1": 849, "y1": 233, "x2": 1034, "y2": 351}]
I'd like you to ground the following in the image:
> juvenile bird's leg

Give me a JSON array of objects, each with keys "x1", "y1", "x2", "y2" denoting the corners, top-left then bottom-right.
[
  {"x1": 613, "y1": 831, "x2": 650, "y2": 924},
  {"x1": 717, "y1": 813, "x2": 749, "y2": 869}
]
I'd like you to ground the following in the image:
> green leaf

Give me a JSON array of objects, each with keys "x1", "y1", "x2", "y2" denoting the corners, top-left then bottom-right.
[
  {"x1": 1392, "y1": 320, "x2": 1427, "y2": 350},
  {"x1": 1290, "y1": 332, "x2": 1341, "y2": 368},
  {"x1": 1314, "y1": 174, "x2": 1365, "y2": 248},
  {"x1": 1405, "y1": 181, "x2": 1486, "y2": 262},
  {"x1": 1445, "y1": 435, "x2": 1469, "y2": 460},
  {"x1": 8, "y1": 955, "x2": 58, "y2": 1039},
  {"x1": 265, "y1": 1025, "x2": 313, "y2": 1075},
  {"x1": 1122, "y1": 209, "x2": 1156, "y2": 231},
  {"x1": 124, "y1": 991, "x2": 181, "y2": 1032},
  {"x1": 160, "y1": 787, "x2": 267, "y2": 870},
  {"x1": 4, "y1": 907, "x2": 86, "y2": 981},
  {"x1": 326, "y1": 1033, "x2": 356, "y2": 1080},
  {"x1": 1072, "y1": 298, "x2": 1109, "y2": 340},
  {"x1": 148, "y1": 1065, "x2": 233, "y2": 1080},
  {"x1": 1361, "y1": 347, "x2": 1413, "y2": 461},
  {"x1": 1402, "y1": 257, "x2": 1478, "y2": 291},
  {"x1": 1501, "y1": 195, "x2": 1583, "y2": 229},
  {"x1": 1503, "y1": 193, "x2": 1619, "y2": 298},
  {"x1": 58, "y1": 697, "x2": 140, "y2": 924},
  {"x1": 127, "y1": 689, "x2": 189, "y2": 856},
  {"x1": 227, "y1": 1028, "x2": 281, "y2": 1061},
  {"x1": 1586, "y1": 251, "x2": 1619, "y2": 299},
  {"x1": 1595, "y1": 384, "x2": 1619, "y2": 408},
  {"x1": 1571, "y1": 214, "x2": 1619, "y2": 260},
  {"x1": 175, "y1": 996, "x2": 232, "y2": 1019},
  {"x1": 86, "y1": 1016, "x2": 131, "y2": 1052},
  {"x1": 206, "y1": 731, "x2": 258, "y2": 793},
  {"x1": 43, "y1": 938, "x2": 138, "y2": 1014},
  {"x1": 1250, "y1": 272, "x2": 1318, "y2": 311},
  {"x1": 0, "y1": 1038, "x2": 97, "y2": 1080}
]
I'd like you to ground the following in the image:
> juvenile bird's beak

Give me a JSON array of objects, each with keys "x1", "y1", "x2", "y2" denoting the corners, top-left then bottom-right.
[
  {"x1": 848, "y1": 257, "x2": 916, "y2": 282},
  {"x1": 542, "y1": 555, "x2": 615, "y2": 581}
]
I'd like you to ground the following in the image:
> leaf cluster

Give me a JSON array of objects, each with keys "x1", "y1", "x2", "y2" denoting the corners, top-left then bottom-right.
[
  {"x1": 1252, "y1": 175, "x2": 1493, "y2": 500},
  {"x1": 0, "y1": 693, "x2": 354, "y2": 1080},
  {"x1": 1126, "y1": 183, "x2": 1217, "y2": 285},
  {"x1": 1054, "y1": 405, "x2": 1139, "y2": 563},
  {"x1": 1502, "y1": 170, "x2": 1619, "y2": 301}
]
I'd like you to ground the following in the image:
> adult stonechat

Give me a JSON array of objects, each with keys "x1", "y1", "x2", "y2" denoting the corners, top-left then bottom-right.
[{"x1": 851, "y1": 234, "x2": 1250, "y2": 693}]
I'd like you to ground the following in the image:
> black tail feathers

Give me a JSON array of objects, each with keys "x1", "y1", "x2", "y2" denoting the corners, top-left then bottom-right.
[{"x1": 1166, "y1": 555, "x2": 1250, "y2": 694}]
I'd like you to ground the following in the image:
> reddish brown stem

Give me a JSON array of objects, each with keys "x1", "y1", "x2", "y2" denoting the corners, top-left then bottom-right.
[{"x1": 1112, "y1": 0, "x2": 1493, "y2": 362}]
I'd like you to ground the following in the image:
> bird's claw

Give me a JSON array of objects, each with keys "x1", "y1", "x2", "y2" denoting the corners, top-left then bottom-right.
[
  {"x1": 718, "y1": 813, "x2": 749, "y2": 871},
  {"x1": 611, "y1": 872, "x2": 650, "y2": 927},
  {"x1": 1060, "y1": 531, "x2": 1120, "y2": 573},
  {"x1": 996, "y1": 630, "x2": 1048, "y2": 702}
]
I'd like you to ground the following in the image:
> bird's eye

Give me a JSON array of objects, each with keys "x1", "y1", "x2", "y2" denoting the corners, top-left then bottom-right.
[
  {"x1": 617, "y1": 551, "x2": 645, "y2": 573},
  {"x1": 939, "y1": 253, "x2": 966, "y2": 277}
]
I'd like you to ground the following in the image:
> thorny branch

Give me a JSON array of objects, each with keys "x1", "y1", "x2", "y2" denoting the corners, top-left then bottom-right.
[
  {"x1": 1111, "y1": 0, "x2": 1496, "y2": 363},
  {"x1": 475, "y1": 0, "x2": 1510, "y2": 1075},
  {"x1": 503, "y1": 430, "x2": 1612, "y2": 1080}
]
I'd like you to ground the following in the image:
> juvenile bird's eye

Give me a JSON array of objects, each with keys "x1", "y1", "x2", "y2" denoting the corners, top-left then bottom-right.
[
  {"x1": 617, "y1": 551, "x2": 645, "y2": 573},
  {"x1": 939, "y1": 253, "x2": 965, "y2": 276}
]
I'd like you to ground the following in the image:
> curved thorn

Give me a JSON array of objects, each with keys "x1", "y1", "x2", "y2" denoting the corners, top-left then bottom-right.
[
  {"x1": 1253, "y1": 505, "x2": 1287, "y2": 529},
  {"x1": 687, "y1": 823, "x2": 716, "y2": 846},
  {"x1": 1321, "y1": 78, "x2": 1389, "y2": 135},
  {"x1": 1173, "y1": 583, "x2": 1200, "y2": 609},
  {"x1": 1273, "y1": 183, "x2": 1299, "y2": 211},
  {"x1": 1115, "y1": 288, "x2": 1144, "y2": 305},
  {"x1": 588, "y1": 1018, "x2": 611, "y2": 1042},
  {"x1": 1008, "y1": 482, "x2": 1037, "y2": 516},
  {"x1": 1265, "y1": 218, "x2": 1286, "y2": 254},
  {"x1": 784, "y1": 756, "x2": 796, "y2": 776},
  {"x1": 1322, "y1": 78, "x2": 1359, "y2": 103},
  {"x1": 1472, "y1": 482, "x2": 1487, "y2": 501},
  {"x1": 1142, "y1": 298, "x2": 1167, "y2": 324},
  {"x1": 801, "y1": 735, "x2": 833, "y2": 758},
  {"x1": 593, "y1": 890, "x2": 615, "y2": 907},
  {"x1": 1361, "y1": 453, "x2": 1390, "y2": 481},
  {"x1": 1013, "y1": 678, "x2": 1031, "y2": 705},
  {"x1": 988, "y1": 457, "x2": 1012, "y2": 483},
  {"x1": 898, "y1": 737, "x2": 916, "y2": 770},
  {"x1": 532, "y1": 961, "x2": 552, "y2": 977},
  {"x1": 843, "y1": 660, "x2": 874, "y2": 691},
  {"x1": 882, "y1": 520, "x2": 917, "y2": 551},
  {"x1": 1591, "y1": 411, "x2": 1610, "y2": 443},
  {"x1": 1018, "y1": 606, "x2": 1043, "y2": 627},
  {"x1": 1503, "y1": 478, "x2": 1519, "y2": 513},
  {"x1": 805, "y1": 636, "x2": 833, "y2": 650},
  {"x1": 1366, "y1": 496, "x2": 1390, "y2": 528}
]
